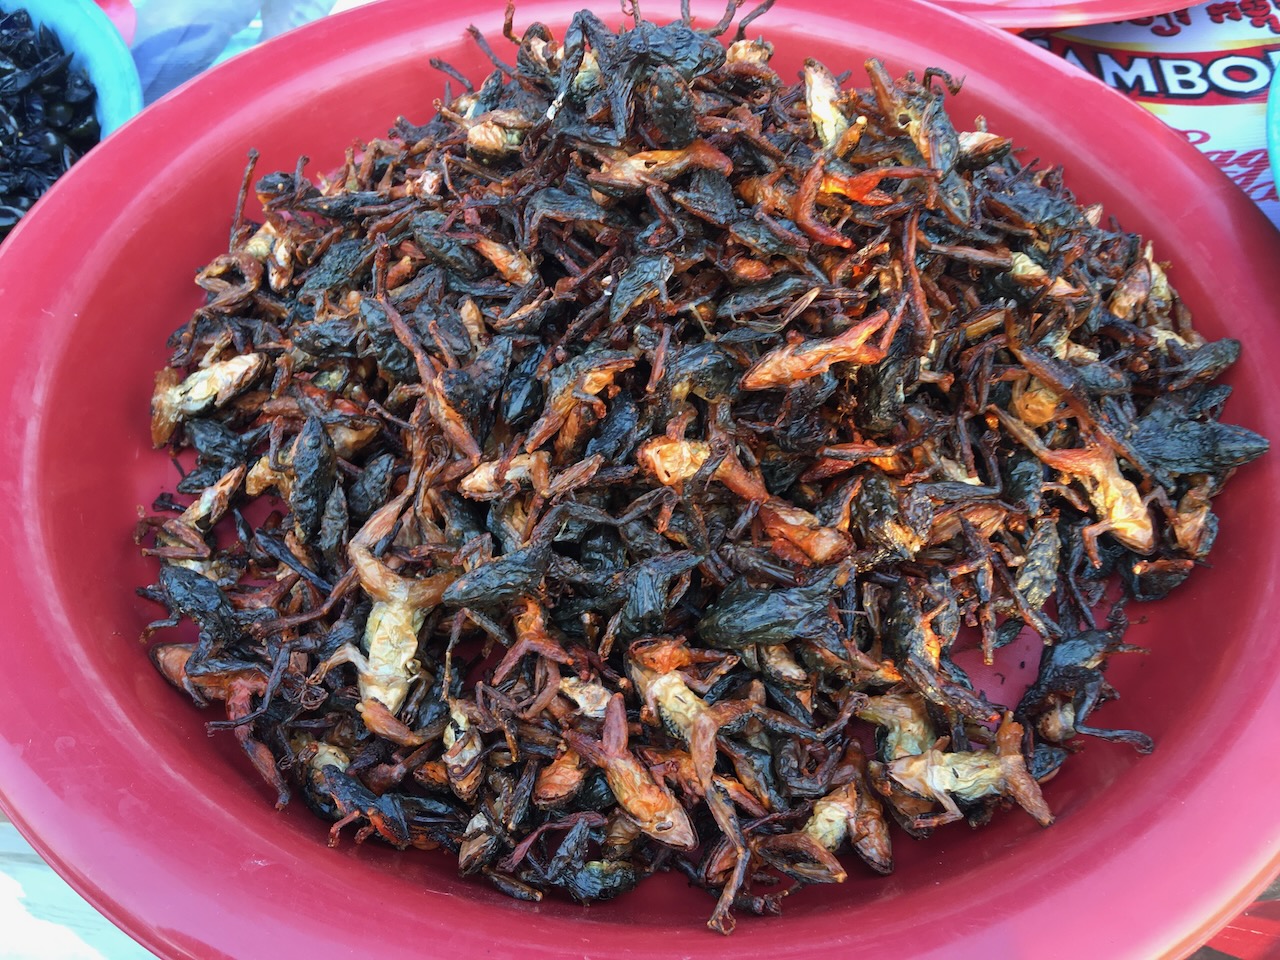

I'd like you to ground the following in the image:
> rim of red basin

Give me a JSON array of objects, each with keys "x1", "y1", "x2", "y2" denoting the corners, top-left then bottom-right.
[
  {"x1": 930, "y1": 0, "x2": 1196, "y2": 30},
  {"x1": 0, "y1": 1, "x2": 1277, "y2": 959}
]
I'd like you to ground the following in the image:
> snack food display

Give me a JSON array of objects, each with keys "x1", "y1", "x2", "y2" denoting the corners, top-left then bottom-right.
[{"x1": 105, "y1": 0, "x2": 1270, "y2": 942}]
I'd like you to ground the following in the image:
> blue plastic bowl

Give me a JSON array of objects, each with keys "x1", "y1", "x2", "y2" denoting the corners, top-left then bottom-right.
[{"x1": 11, "y1": 0, "x2": 142, "y2": 136}]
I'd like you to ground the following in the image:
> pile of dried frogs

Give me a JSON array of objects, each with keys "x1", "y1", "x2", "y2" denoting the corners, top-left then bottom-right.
[{"x1": 137, "y1": 0, "x2": 1268, "y2": 933}]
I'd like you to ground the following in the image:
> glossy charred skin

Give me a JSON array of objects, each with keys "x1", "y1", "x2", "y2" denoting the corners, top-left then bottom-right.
[
  {"x1": 135, "y1": 0, "x2": 1266, "y2": 936},
  {"x1": 1015, "y1": 611, "x2": 1155, "y2": 754}
]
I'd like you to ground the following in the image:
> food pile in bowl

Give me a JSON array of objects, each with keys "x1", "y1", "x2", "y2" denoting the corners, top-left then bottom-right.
[
  {"x1": 132, "y1": 0, "x2": 1268, "y2": 935},
  {"x1": 0, "y1": 6, "x2": 101, "y2": 238}
]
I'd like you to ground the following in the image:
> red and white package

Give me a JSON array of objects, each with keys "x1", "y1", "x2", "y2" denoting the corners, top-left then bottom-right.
[{"x1": 1026, "y1": 2, "x2": 1280, "y2": 227}]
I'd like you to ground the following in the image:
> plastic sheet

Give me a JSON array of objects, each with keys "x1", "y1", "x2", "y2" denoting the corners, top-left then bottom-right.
[{"x1": 129, "y1": 0, "x2": 334, "y2": 103}]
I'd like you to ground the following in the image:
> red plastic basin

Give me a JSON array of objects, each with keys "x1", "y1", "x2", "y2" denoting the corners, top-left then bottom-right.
[{"x1": 0, "y1": 1, "x2": 1277, "y2": 958}]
